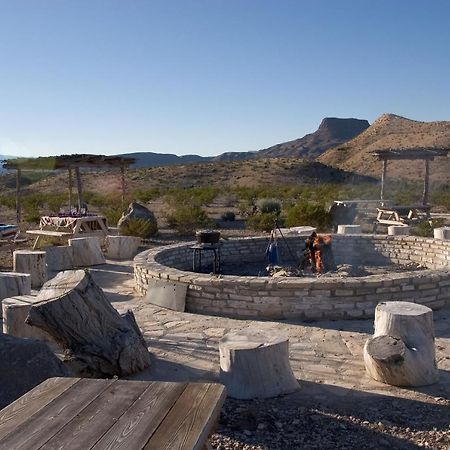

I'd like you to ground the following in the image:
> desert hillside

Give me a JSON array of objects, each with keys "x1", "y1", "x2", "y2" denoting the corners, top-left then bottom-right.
[
  {"x1": 214, "y1": 117, "x2": 369, "y2": 161},
  {"x1": 8, "y1": 157, "x2": 374, "y2": 198},
  {"x1": 318, "y1": 114, "x2": 450, "y2": 181}
]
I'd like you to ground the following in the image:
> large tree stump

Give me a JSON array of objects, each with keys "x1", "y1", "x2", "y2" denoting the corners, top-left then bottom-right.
[
  {"x1": 26, "y1": 270, "x2": 151, "y2": 378},
  {"x1": 219, "y1": 329, "x2": 299, "y2": 399},
  {"x1": 105, "y1": 235, "x2": 141, "y2": 260},
  {"x1": 363, "y1": 301, "x2": 439, "y2": 387}
]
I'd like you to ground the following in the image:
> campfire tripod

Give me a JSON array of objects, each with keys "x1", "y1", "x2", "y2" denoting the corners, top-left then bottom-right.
[{"x1": 265, "y1": 219, "x2": 299, "y2": 267}]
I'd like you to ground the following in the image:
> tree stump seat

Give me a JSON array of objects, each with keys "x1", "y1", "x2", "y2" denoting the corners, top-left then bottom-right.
[
  {"x1": 2, "y1": 295, "x2": 53, "y2": 341},
  {"x1": 219, "y1": 329, "x2": 299, "y2": 399},
  {"x1": 105, "y1": 235, "x2": 141, "y2": 260},
  {"x1": 68, "y1": 237, "x2": 105, "y2": 267},
  {"x1": 363, "y1": 301, "x2": 439, "y2": 387},
  {"x1": 13, "y1": 250, "x2": 47, "y2": 288}
]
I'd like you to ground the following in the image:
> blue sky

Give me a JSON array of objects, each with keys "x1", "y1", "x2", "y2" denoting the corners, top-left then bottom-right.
[{"x1": 1, "y1": 0, "x2": 449, "y2": 157}]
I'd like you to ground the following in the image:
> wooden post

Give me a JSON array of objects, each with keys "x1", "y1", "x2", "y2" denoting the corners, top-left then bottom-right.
[
  {"x1": 68, "y1": 168, "x2": 73, "y2": 212},
  {"x1": 120, "y1": 166, "x2": 126, "y2": 207},
  {"x1": 380, "y1": 159, "x2": 387, "y2": 202},
  {"x1": 16, "y1": 169, "x2": 21, "y2": 223},
  {"x1": 422, "y1": 159, "x2": 430, "y2": 205},
  {"x1": 74, "y1": 167, "x2": 83, "y2": 211}
]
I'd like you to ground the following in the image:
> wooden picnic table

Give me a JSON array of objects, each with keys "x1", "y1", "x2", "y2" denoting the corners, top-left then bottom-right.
[
  {"x1": 375, "y1": 205, "x2": 432, "y2": 228},
  {"x1": 0, "y1": 377, "x2": 226, "y2": 450},
  {"x1": 27, "y1": 215, "x2": 109, "y2": 249}
]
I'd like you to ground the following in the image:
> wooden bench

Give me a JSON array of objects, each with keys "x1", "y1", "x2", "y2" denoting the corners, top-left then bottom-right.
[
  {"x1": 0, "y1": 377, "x2": 226, "y2": 450},
  {"x1": 26, "y1": 230, "x2": 73, "y2": 249}
]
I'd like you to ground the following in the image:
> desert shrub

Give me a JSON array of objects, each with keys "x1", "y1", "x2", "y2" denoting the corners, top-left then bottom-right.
[
  {"x1": 166, "y1": 187, "x2": 220, "y2": 208},
  {"x1": 246, "y1": 212, "x2": 283, "y2": 232},
  {"x1": 166, "y1": 205, "x2": 213, "y2": 234},
  {"x1": 237, "y1": 199, "x2": 255, "y2": 217},
  {"x1": 133, "y1": 188, "x2": 161, "y2": 203},
  {"x1": 286, "y1": 202, "x2": 331, "y2": 231},
  {"x1": 120, "y1": 217, "x2": 158, "y2": 238},
  {"x1": 102, "y1": 206, "x2": 124, "y2": 225},
  {"x1": 256, "y1": 198, "x2": 281, "y2": 214},
  {"x1": 0, "y1": 194, "x2": 16, "y2": 210},
  {"x1": 221, "y1": 211, "x2": 235, "y2": 221},
  {"x1": 411, "y1": 219, "x2": 446, "y2": 237},
  {"x1": 23, "y1": 207, "x2": 41, "y2": 224}
]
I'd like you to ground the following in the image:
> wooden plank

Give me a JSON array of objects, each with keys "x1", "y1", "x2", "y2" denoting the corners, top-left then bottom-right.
[
  {"x1": 0, "y1": 378, "x2": 116, "y2": 450},
  {"x1": 26, "y1": 230, "x2": 72, "y2": 237},
  {"x1": 92, "y1": 382, "x2": 187, "y2": 450},
  {"x1": 144, "y1": 383, "x2": 226, "y2": 450},
  {"x1": 41, "y1": 380, "x2": 150, "y2": 450},
  {"x1": 0, "y1": 377, "x2": 80, "y2": 441}
]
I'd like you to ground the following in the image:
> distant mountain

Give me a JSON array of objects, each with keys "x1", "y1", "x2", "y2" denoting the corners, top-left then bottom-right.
[
  {"x1": 213, "y1": 117, "x2": 370, "y2": 161},
  {"x1": 318, "y1": 113, "x2": 450, "y2": 180},
  {"x1": 118, "y1": 152, "x2": 210, "y2": 168}
]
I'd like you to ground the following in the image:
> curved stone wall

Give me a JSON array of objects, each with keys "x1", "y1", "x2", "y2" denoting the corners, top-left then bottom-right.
[{"x1": 134, "y1": 235, "x2": 450, "y2": 321}]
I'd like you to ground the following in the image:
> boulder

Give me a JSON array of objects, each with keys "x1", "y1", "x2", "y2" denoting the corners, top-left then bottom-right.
[
  {"x1": 117, "y1": 202, "x2": 157, "y2": 237},
  {"x1": 0, "y1": 334, "x2": 71, "y2": 409}
]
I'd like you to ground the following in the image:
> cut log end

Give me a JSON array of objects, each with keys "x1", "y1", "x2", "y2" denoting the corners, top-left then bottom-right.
[{"x1": 365, "y1": 335, "x2": 406, "y2": 364}]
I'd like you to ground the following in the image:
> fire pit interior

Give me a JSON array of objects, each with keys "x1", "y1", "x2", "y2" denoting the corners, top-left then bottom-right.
[{"x1": 134, "y1": 234, "x2": 450, "y2": 321}]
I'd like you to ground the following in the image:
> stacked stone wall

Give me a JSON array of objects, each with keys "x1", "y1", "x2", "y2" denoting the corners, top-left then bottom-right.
[{"x1": 134, "y1": 235, "x2": 450, "y2": 321}]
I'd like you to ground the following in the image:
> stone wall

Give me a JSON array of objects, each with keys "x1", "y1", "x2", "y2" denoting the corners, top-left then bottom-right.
[{"x1": 134, "y1": 235, "x2": 450, "y2": 321}]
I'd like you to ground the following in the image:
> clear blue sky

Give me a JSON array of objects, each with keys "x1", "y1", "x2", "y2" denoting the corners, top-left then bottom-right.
[{"x1": 1, "y1": 0, "x2": 449, "y2": 157}]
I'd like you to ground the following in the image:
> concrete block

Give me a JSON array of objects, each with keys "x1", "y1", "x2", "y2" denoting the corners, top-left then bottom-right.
[
  {"x1": 388, "y1": 225, "x2": 411, "y2": 236},
  {"x1": 337, "y1": 225, "x2": 362, "y2": 235},
  {"x1": 434, "y1": 227, "x2": 450, "y2": 240}
]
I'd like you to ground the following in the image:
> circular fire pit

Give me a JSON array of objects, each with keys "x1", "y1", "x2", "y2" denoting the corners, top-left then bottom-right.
[{"x1": 134, "y1": 235, "x2": 450, "y2": 321}]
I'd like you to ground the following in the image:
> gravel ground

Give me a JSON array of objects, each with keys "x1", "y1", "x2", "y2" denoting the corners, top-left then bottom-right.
[{"x1": 211, "y1": 395, "x2": 450, "y2": 450}]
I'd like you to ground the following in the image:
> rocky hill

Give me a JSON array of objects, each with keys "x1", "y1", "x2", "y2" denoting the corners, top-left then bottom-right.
[
  {"x1": 118, "y1": 152, "x2": 209, "y2": 168},
  {"x1": 319, "y1": 114, "x2": 450, "y2": 181},
  {"x1": 213, "y1": 117, "x2": 369, "y2": 161}
]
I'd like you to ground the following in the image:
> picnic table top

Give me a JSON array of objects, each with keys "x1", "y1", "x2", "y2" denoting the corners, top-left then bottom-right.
[{"x1": 0, "y1": 377, "x2": 226, "y2": 450}]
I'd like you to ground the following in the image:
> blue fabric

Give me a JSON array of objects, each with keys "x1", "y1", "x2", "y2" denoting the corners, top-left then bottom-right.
[{"x1": 266, "y1": 242, "x2": 279, "y2": 265}]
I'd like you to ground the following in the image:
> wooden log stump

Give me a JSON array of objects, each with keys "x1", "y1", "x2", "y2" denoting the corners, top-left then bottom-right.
[
  {"x1": 2, "y1": 295, "x2": 53, "y2": 341},
  {"x1": 388, "y1": 225, "x2": 410, "y2": 236},
  {"x1": 45, "y1": 245, "x2": 74, "y2": 271},
  {"x1": 68, "y1": 237, "x2": 105, "y2": 267},
  {"x1": 337, "y1": 224, "x2": 361, "y2": 235},
  {"x1": 363, "y1": 301, "x2": 439, "y2": 387},
  {"x1": 106, "y1": 235, "x2": 141, "y2": 260},
  {"x1": 13, "y1": 250, "x2": 47, "y2": 288},
  {"x1": 26, "y1": 269, "x2": 151, "y2": 377},
  {"x1": 0, "y1": 272, "x2": 31, "y2": 318},
  {"x1": 219, "y1": 329, "x2": 299, "y2": 399}
]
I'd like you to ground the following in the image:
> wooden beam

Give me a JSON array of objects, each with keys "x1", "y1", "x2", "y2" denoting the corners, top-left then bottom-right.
[
  {"x1": 68, "y1": 169, "x2": 73, "y2": 212},
  {"x1": 422, "y1": 159, "x2": 430, "y2": 205},
  {"x1": 74, "y1": 167, "x2": 83, "y2": 211},
  {"x1": 120, "y1": 166, "x2": 126, "y2": 207},
  {"x1": 16, "y1": 169, "x2": 21, "y2": 223},
  {"x1": 380, "y1": 159, "x2": 387, "y2": 202}
]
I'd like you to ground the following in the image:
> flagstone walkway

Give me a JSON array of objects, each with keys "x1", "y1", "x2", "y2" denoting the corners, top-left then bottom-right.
[{"x1": 89, "y1": 261, "x2": 450, "y2": 406}]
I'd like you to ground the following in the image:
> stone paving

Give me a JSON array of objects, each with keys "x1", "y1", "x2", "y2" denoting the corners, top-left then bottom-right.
[{"x1": 89, "y1": 260, "x2": 450, "y2": 407}]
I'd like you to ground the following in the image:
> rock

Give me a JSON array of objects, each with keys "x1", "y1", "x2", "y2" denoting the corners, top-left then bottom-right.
[
  {"x1": 0, "y1": 333, "x2": 71, "y2": 409},
  {"x1": 117, "y1": 201, "x2": 157, "y2": 237}
]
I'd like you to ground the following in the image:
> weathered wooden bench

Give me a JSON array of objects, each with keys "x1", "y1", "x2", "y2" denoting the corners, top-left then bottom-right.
[
  {"x1": 0, "y1": 377, "x2": 226, "y2": 450},
  {"x1": 26, "y1": 230, "x2": 73, "y2": 249}
]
